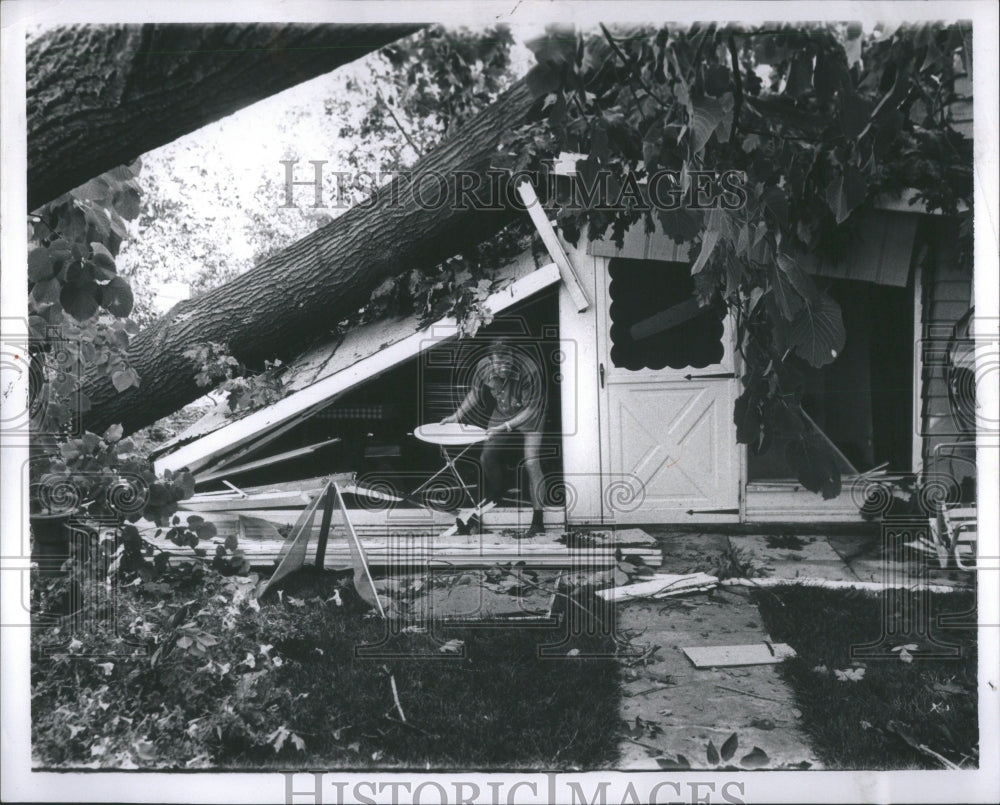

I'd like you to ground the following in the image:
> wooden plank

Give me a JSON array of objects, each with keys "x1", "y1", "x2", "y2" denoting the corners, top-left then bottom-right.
[
  {"x1": 517, "y1": 181, "x2": 590, "y2": 312},
  {"x1": 179, "y1": 490, "x2": 316, "y2": 512},
  {"x1": 195, "y1": 406, "x2": 315, "y2": 477},
  {"x1": 595, "y1": 573, "x2": 719, "y2": 602},
  {"x1": 155, "y1": 263, "x2": 562, "y2": 475},
  {"x1": 240, "y1": 474, "x2": 355, "y2": 495},
  {"x1": 682, "y1": 643, "x2": 796, "y2": 668},
  {"x1": 720, "y1": 578, "x2": 962, "y2": 593},
  {"x1": 333, "y1": 482, "x2": 385, "y2": 615},
  {"x1": 144, "y1": 529, "x2": 657, "y2": 570},
  {"x1": 315, "y1": 484, "x2": 335, "y2": 568},
  {"x1": 196, "y1": 437, "x2": 342, "y2": 484}
]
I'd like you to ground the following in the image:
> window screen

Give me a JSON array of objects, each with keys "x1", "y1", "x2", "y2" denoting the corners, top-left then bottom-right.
[{"x1": 609, "y1": 258, "x2": 725, "y2": 371}]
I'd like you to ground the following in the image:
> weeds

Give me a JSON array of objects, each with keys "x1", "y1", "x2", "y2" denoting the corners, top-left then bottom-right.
[{"x1": 32, "y1": 562, "x2": 621, "y2": 769}]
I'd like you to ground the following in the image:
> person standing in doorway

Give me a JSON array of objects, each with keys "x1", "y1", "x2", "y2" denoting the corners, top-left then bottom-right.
[{"x1": 440, "y1": 338, "x2": 547, "y2": 538}]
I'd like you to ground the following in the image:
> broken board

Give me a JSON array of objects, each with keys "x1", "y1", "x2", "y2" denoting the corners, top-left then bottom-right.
[
  {"x1": 682, "y1": 643, "x2": 796, "y2": 668},
  {"x1": 595, "y1": 572, "x2": 718, "y2": 602}
]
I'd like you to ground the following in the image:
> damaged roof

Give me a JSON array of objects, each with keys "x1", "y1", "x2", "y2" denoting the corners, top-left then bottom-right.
[{"x1": 153, "y1": 250, "x2": 560, "y2": 475}]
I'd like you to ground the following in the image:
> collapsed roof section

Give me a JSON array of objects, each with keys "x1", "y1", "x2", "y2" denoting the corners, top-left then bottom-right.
[{"x1": 153, "y1": 250, "x2": 561, "y2": 477}]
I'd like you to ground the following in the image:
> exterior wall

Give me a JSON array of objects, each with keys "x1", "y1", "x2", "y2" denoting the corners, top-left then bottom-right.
[
  {"x1": 557, "y1": 237, "x2": 605, "y2": 523},
  {"x1": 918, "y1": 218, "x2": 975, "y2": 479}
]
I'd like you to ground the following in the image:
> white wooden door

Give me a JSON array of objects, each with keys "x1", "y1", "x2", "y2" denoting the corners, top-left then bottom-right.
[{"x1": 597, "y1": 259, "x2": 740, "y2": 524}]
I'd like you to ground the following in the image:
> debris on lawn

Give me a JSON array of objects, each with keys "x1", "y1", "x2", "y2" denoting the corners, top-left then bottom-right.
[
  {"x1": 886, "y1": 720, "x2": 962, "y2": 770},
  {"x1": 595, "y1": 572, "x2": 719, "y2": 602},
  {"x1": 681, "y1": 642, "x2": 796, "y2": 668},
  {"x1": 834, "y1": 667, "x2": 866, "y2": 682}
]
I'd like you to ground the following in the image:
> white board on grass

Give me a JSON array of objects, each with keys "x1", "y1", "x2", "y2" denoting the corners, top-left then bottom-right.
[{"x1": 682, "y1": 643, "x2": 796, "y2": 668}]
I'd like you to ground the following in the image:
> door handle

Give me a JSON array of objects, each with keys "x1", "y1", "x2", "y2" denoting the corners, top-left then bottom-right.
[
  {"x1": 599, "y1": 363, "x2": 606, "y2": 389},
  {"x1": 683, "y1": 372, "x2": 736, "y2": 380}
]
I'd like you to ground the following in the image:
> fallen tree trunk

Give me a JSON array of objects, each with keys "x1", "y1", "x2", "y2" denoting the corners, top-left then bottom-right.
[
  {"x1": 28, "y1": 23, "x2": 422, "y2": 210},
  {"x1": 80, "y1": 79, "x2": 537, "y2": 437}
]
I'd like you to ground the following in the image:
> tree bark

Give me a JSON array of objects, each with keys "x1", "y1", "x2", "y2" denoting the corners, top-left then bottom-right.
[
  {"x1": 80, "y1": 79, "x2": 537, "y2": 437},
  {"x1": 28, "y1": 23, "x2": 422, "y2": 210}
]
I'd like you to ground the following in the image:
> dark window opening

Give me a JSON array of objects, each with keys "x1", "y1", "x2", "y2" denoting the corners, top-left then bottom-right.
[
  {"x1": 608, "y1": 257, "x2": 726, "y2": 371},
  {"x1": 748, "y1": 277, "x2": 915, "y2": 480}
]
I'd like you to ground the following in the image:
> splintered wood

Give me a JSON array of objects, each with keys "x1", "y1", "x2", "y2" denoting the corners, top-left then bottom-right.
[{"x1": 595, "y1": 573, "x2": 719, "y2": 602}]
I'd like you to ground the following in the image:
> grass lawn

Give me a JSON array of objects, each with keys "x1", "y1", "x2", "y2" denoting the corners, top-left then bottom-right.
[
  {"x1": 754, "y1": 586, "x2": 978, "y2": 769},
  {"x1": 32, "y1": 565, "x2": 621, "y2": 770}
]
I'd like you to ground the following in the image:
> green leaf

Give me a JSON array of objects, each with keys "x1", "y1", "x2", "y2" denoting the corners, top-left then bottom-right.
[
  {"x1": 840, "y1": 92, "x2": 871, "y2": 140},
  {"x1": 789, "y1": 292, "x2": 846, "y2": 367},
  {"x1": 655, "y1": 755, "x2": 691, "y2": 770},
  {"x1": 721, "y1": 732, "x2": 739, "y2": 761},
  {"x1": 525, "y1": 28, "x2": 576, "y2": 66},
  {"x1": 734, "y1": 390, "x2": 763, "y2": 447},
  {"x1": 76, "y1": 177, "x2": 111, "y2": 204},
  {"x1": 703, "y1": 64, "x2": 731, "y2": 97},
  {"x1": 31, "y1": 278, "x2": 62, "y2": 306},
  {"x1": 525, "y1": 64, "x2": 561, "y2": 98},
  {"x1": 776, "y1": 253, "x2": 818, "y2": 304},
  {"x1": 768, "y1": 264, "x2": 803, "y2": 321},
  {"x1": 785, "y1": 53, "x2": 813, "y2": 97},
  {"x1": 740, "y1": 746, "x2": 770, "y2": 769},
  {"x1": 690, "y1": 229, "x2": 720, "y2": 274},
  {"x1": 100, "y1": 277, "x2": 134, "y2": 317},
  {"x1": 689, "y1": 93, "x2": 733, "y2": 153},
  {"x1": 50, "y1": 372, "x2": 77, "y2": 397},
  {"x1": 174, "y1": 471, "x2": 196, "y2": 500},
  {"x1": 112, "y1": 185, "x2": 142, "y2": 221},
  {"x1": 825, "y1": 165, "x2": 867, "y2": 224},
  {"x1": 657, "y1": 208, "x2": 702, "y2": 242},
  {"x1": 103, "y1": 423, "x2": 123, "y2": 442},
  {"x1": 111, "y1": 370, "x2": 135, "y2": 392},
  {"x1": 786, "y1": 433, "x2": 841, "y2": 499},
  {"x1": 89, "y1": 242, "x2": 117, "y2": 275},
  {"x1": 28, "y1": 248, "x2": 54, "y2": 282},
  {"x1": 224, "y1": 533, "x2": 239, "y2": 551},
  {"x1": 706, "y1": 739, "x2": 720, "y2": 764},
  {"x1": 61, "y1": 281, "x2": 101, "y2": 321},
  {"x1": 195, "y1": 522, "x2": 218, "y2": 541},
  {"x1": 762, "y1": 185, "x2": 789, "y2": 227}
]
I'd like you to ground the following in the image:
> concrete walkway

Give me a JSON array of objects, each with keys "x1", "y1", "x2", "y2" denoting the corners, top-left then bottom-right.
[
  {"x1": 615, "y1": 533, "x2": 821, "y2": 770},
  {"x1": 612, "y1": 529, "x2": 973, "y2": 769}
]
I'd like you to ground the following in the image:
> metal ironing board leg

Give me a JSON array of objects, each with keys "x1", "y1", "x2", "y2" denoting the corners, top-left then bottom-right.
[{"x1": 411, "y1": 442, "x2": 478, "y2": 509}]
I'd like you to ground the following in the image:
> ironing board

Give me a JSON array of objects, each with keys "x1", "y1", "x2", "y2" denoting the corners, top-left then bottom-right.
[{"x1": 411, "y1": 423, "x2": 488, "y2": 510}]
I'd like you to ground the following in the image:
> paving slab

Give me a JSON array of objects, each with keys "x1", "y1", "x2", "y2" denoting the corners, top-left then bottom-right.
[
  {"x1": 614, "y1": 591, "x2": 821, "y2": 770},
  {"x1": 728, "y1": 534, "x2": 859, "y2": 581},
  {"x1": 656, "y1": 533, "x2": 731, "y2": 574},
  {"x1": 827, "y1": 534, "x2": 973, "y2": 589}
]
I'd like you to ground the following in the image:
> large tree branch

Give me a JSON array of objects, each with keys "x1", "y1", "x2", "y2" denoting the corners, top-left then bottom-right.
[
  {"x1": 27, "y1": 23, "x2": 423, "y2": 210},
  {"x1": 79, "y1": 80, "x2": 537, "y2": 437}
]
